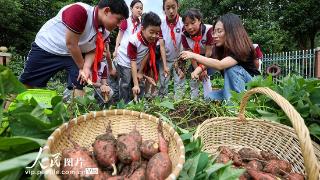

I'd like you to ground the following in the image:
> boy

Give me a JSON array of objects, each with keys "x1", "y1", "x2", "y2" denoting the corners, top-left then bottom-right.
[
  {"x1": 115, "y1": 12, "x2": 162, "y2": 103},
  {"x1": 19, "y1": 0, "x2": 129, "y2": 96}
]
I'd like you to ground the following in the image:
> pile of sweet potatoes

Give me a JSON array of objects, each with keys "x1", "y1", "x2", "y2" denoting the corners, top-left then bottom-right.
[
  {"x1": 59, "y1": 122, "x2": 172, "y2": 180},
  {"x1": 216, "y1": 146, "x2": 305, "y2": 180}
]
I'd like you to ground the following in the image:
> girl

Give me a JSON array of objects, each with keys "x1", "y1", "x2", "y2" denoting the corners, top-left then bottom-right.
[
  {"x1": 180, "y1": 8, "x2": 214, "y2": 100},
  {"x1": 113, "y1": 0, "x2": 143, "y2": 58},
  {"x1": 158, "y1": 0, "x2": 185, "y2": 99},
  {"x1": 180, "y1": 13, "x2": 260, "y2": 101}
]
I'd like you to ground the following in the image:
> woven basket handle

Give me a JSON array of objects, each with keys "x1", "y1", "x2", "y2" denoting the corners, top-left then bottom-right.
[{"x1": 238, "y1": 87, "x2": 319, "y2": 179}]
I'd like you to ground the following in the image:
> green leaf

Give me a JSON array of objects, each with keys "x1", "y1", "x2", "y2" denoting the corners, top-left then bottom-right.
[
  {"x1": 51, "y1": 95, "x2": 63, "y2": 107},
  {"x1": 0, "y1": 152, "x2": 40, "y2": 177},
  {"x1": 9, "y1": 113, "x2": 53, "y2": 139},
  {"x1": 180, "y1": 132, "x2": 193, "y2": 141},
  {"x1": 0, "y1": 65, "x2": 26, "y2": 97},
  {"x1": 0, "y1": 168, "x2": 23, "y2": 180},
  {"x1": 309, "y1": 123, "x2": 320, "y2": 140},
  {"x1": 0, "y1": 136, "x2": 45, "y2": 161},
  {"x1": 310, "y1": 88, "x2": 320, "y2": 105},
  {"x1": 196, "y1": 152, "x2": 209, "y2": 172},
  {"x1": 217, "y1": 166, "x2": 245, "y2": 180},
  {"x1": 206, "y1": 161, "x2": 232, "y2": 176},
  {"x1": 256, "y1": 109, "x2": 280, "y2": 122},
  {"x1": 158, "y1": 100, "x2": 175, "y2": 110}
]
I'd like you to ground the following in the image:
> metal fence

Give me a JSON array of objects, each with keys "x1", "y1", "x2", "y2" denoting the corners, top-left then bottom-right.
[{"x1": 261, "y1": 49, "x2": 316, "y2": 79}]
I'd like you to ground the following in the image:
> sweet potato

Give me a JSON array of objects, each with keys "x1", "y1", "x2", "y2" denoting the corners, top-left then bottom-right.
[
  {"x1": 129, "y1": 125, "x2": 142, "y2": 146},
  {"x1": 286, "y1": 173, "x2": 305, "y2": 180},
  {"x1": 146, "y1": 122, "x2": 172, "y2": 180},
  {"x1": 117, "y1": 134, "x2": 141, "y2": 164},
  {"x1": 263, "y1": 159, "x2": 292, "y2": 176},
  {"x1": 247, "y1": 170, "x2": 277, "y2": 180},
  {"x1": 232, "y1": 152, "x2": 244, "y2": 167},
  {"x1": 60, "y1": 140, "x2": 101, "y2": 180},
  {"x1": 261, "y1": 151, "x2": 278, "y2": 161},
  {"x1": 128, "y1": 162, "x2": 147, "y2": 180},
  {"x1": 93, "y1": 123, "x2": 117, "y2": 175},
  {"x1": 146, "y1": 152, "x2": 172, "y2": 180},
  {"x1": 107, "y1": 176, "x2": 125, "y2": 180},
  {"x1": 158, "y1": 122, "x2": 168, "y2": 153},
  {"x1": 239, "y1": 148, "x2": 263, "y2": 161},
  {"x1": 246, "y1": 160, "x2": 263, "y2": 171},
  {"x1": 239, "y1": 172, "x2": 251, "y2": 180},
  {"x1": 216, "y1": 153, "x2": 231, "y2": 164},
  {"x1": 218, "y1": 146, "x2": 235, "y2": 158},
  {"x1": 94, "y1": 171, "x2": 111, "y2": 180},
  {"x1": 117, "y1": 130, "x2": 142, "y2": 176},
  {"x1": 140, "y1": 140, "x2": 159, "y2": 159}
]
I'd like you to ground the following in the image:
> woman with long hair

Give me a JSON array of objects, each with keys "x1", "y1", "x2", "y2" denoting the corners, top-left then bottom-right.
[{"x1": 179, "y1": 13, "x2": 260, "y2": 100}]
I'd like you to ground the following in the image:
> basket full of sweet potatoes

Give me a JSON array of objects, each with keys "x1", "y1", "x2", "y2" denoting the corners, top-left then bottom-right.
[
  {"x1": 41, "y1": 110, "x2": 185, "y2": 180},
  {"x1": 195, "y1": 88, "x2": 320, "y2": 180}
]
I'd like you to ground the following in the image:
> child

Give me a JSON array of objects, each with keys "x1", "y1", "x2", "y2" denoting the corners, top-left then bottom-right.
[
  {"x1": 113, "y1": 0, "x2": 143, "y2": 58},
  {"x1": 180, "y1": 8, "x2": 214, "y2": 100},
  {"x1": 158, "y1": 0, "x2": 185, "y2": 99},
  {"x1": 116, "y1": 12, "x2": 162, "y2": 103},
  {"x1": 180, "y1": 13, "x2": 260, "y2": 101},
  {"x1": 19, "y1": 0, "x2": 129, "y2": 97}
]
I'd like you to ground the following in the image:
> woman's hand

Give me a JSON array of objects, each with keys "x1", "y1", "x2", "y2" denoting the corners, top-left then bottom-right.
[
  {"x1": 179, "y1": 51, "x2": 196, "y2": 61},
  {"x1": 100, "y1": 84, "x2": 111, "y2": 94}
]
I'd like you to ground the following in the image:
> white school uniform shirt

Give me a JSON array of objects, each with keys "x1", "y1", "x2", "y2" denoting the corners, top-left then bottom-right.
[
  {"x1": 160, "y1": 16, "x2": 184, "y2": 61},
  {"x1": 117, "y1": 16, "x2": 142, "y2": 54},
  {"x1": 35, "y1": 2, "x2": 109, "y2": 55},
  {"x1": 181, "y1": 24, "x2": 214, "y2": 54},
  {"x1": 116, "y1": 32, "x2": 150, "y2": 69}
]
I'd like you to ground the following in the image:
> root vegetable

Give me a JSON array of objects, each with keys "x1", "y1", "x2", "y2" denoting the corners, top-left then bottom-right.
[
  {"x1": 246, "y1": 160, "x2": 263, "y2": 171},
  {"x1": 239, "y1": 172, "x2": 251, "y2": 180},
  {"x1": 286, "y1": 173, "x2": 304, "y2": 180},
  {"x1": 140, "y1": 140, "x2": 159, "y2": 159},
  {"x1": 263, "y1": 160, "x2": 292, "y2": 176},
  {"x1": 128, "y1": 162, "x2": 147, "y2": 180},
  {"x1": 93, "y1": 123, "x2": 117, "y2": 175},
  {"x1": 129, "y1": 125, "x2": 142, "y2": 146},
  {"x1": 146, "y1": 122, "x2": 172, "y2": 180},
  {"x1": 216, "y1": 153, "x2": 231, "y2": 164},
  {"x1": 239, "y1": 148, "x2": 263, "y2": 161},
  {"x1": 261, "y1": 151, "x2": 278, "y2": 161},
  {"x1": 107, "y1": 176, "x2": 125, "y2": 180},
  {"x1": 247, "y1": 170, "x2": 277, "y2": 180},
  {"x1": 116, "y1": 134, "x2": 141, "y2": 164},
  {"x1": 146, "y1": 152, "x2": 172, "y2": 180},
  {"x1": 232, "y1": 152, "x2": 244, "y2": 167},
  {"x1": 60, "y1": 140, "x2": 100, "y2": 180},
  {"x1": 218, "y1": 146, "x2": 235, "y2": 158}
]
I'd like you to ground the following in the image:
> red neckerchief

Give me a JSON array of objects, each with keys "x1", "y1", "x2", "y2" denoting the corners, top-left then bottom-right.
[
  {"x1": 166, "y1": 15, "x2": 179, "y2": 49},
  {"x1": 137, "y1": 31, "x2": 158, "y2": 82},
  {"x1": 191, "y1": 25, "x2": 203, "y2": 68},
  {"x1": 92, "y1": 7, "x2": 105, "y2": 83},
  {"x1": 132, "y1": 16, "x2": 140, "y2": 34}
]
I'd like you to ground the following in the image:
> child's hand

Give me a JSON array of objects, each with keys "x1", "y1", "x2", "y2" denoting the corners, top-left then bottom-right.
[
  {"x1": 199, "y1": 70, "x2": 209, "y2": 81},
  {"x1": 137, "y1": 72, "x2": 144, "y2": 82},
  {"x1": 100, "y1": 84, "x2": 111, "y2": 94},
  {"x1": 178, "y1": 69, "x2": 185, "y2": 80},
  {"x1": 78, "y1": 67, "x2": 92, "y2": 85},
  {"x1": 144, "y1": 75, "x2": 156, "y2": 86},
  {"x1": 132, "y1": 85, "x2": 140, "y2": 96},
  {"x1": 113, "y1": 49, "x2": 118, "y2": 58},
  {"x1": 191, "y1": 71, "x2": 199, "y2": 80},
  {"x1": 163, "y1": 66, "x2": 170, "y2": 78},
  {"x1": 109, "y1": 68, "x2": 117, "y2": 77},
  {"x1": 180, "y1": 51, "x2": 195, "y2": 60}
]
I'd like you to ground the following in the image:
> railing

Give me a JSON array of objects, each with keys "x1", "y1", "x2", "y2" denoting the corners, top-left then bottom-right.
[{"x1": 261, "y1": 49, "x2": 316, "y2": 79}]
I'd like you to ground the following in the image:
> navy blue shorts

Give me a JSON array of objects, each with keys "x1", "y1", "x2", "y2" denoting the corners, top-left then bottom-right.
[{"x1": 19, "y1": 42, "x2": 84, "y2": 89}]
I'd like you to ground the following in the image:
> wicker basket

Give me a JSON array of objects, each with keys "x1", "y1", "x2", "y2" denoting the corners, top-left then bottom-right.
[
  {"x1": 194, "y1": 87, "x2": 320, "y2": 180},
  {"x1": 41, "y1": 110, "x2": 185, "y2": 180}
]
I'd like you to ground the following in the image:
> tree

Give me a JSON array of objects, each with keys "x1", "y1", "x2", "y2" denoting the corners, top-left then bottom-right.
[{"x1": 277, "y1": 0, "x2": 320, "y2": 49}]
